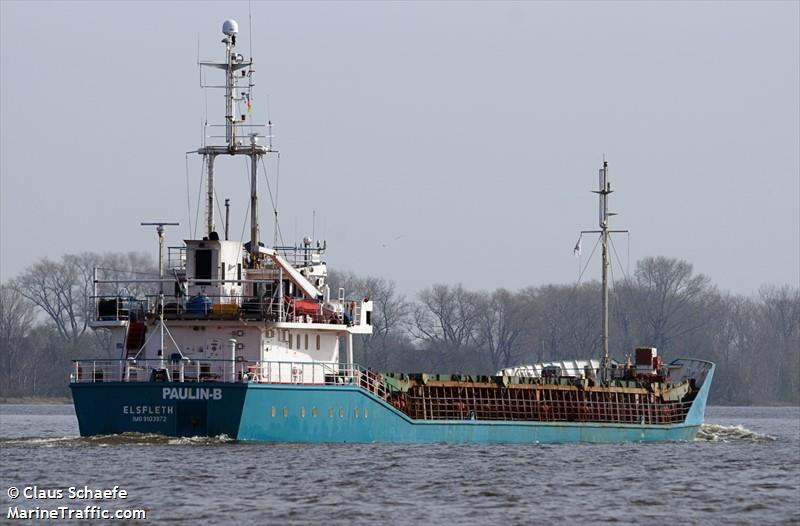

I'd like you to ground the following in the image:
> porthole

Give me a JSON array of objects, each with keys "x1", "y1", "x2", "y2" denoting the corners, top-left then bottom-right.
[
  {"x1": 339, "y1": 407, "x2": 345, "y2": 418},
  {"x1": 300, "y1": 407, "x2": 306, "y2": 418},
  {"x1": 354, "y1": 408, "x2": 360, "y2": 418},
  {"x1": 312, "y1": 407, "x2": 318, "y2": 417},
  {"x1": 328, "y1": 408, "x2": 334, "y2": 418},
  {"x1": 271, "y1": 406, "x2": 276, "y2": 417},
  {"x1": 283, "y1": 406, "x2": 289, "y2": 417},
  {"x1": 364, "y1": 408, "x2": 368, "y2": 418}
]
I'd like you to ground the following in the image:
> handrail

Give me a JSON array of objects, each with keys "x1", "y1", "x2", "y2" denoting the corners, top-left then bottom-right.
[
  {"x1": 69, "y1": 359, "x2": 396, "y2": 399},
  {"x1": 89, "y1": 292, "x2": 366, "y2": 326}
]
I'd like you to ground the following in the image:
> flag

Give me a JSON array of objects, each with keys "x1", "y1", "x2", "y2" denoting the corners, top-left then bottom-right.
[{"x1": 573, "y1": 239, "x2": 581, "y2": 257}]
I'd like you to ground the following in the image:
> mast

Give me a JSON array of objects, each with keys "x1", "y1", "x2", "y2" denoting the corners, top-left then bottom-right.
[
  {"x1": 599, "y1": 161, "x2": 611, "y2": 382},
  {"x1": 224, "y1": 198, "x2": 231, "y2": 240},
  {"x1": 206, "y1": 154, "x2": 216, "y2": 236},
  {"x1": 581, "y1": 160, "x2": 627, "y2": 383},
  {"x1": 250, "y1": 135, "x2": 259, "y2": 259},
  {"x1": 198, "y1": 19, "x2": 272, "y2": 267},
  {"x1": 140, "y1": 222, "x2": 180, "y2": 370}
]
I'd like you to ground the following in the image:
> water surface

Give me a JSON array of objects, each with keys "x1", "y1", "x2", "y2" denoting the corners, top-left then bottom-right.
[{"x1": 1, "y1": 405, "x2": 797, "y2": 524}]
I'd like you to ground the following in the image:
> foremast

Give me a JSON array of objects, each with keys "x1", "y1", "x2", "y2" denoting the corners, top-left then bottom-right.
[
  {"x1": 582, "y1": 161, "x2": 628, "y2": 382},
  {"x1": 198, "y1": 19, "x2": 271, "y2": 269}
]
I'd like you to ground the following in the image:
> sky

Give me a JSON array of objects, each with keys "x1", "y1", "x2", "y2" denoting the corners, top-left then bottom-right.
[{"x1": 1, "y1": 1, "x2": 798, "y2": 297}]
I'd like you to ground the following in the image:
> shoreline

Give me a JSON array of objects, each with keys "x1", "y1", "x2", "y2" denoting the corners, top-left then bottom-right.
[{"x1": 1, "y1": 397, "x2": 72, "y2": 405}]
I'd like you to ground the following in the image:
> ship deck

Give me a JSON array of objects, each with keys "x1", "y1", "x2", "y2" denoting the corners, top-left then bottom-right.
[{"x1": 71, "y1": 358, "x2": 712, "y2": 427}]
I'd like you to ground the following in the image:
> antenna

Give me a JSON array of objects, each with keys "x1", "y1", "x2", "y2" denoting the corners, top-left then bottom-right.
[{"x1": 248, "y1": 0, "x2": 254, "y2": 61}]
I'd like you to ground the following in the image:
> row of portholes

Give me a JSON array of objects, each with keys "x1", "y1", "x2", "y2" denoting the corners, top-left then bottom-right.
[{"x1": 270, "y1": 406, "x2": 368, "y2": 419}]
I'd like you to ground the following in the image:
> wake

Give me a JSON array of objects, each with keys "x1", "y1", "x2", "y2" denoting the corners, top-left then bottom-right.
[
  {"x1": 0, "y1": 433, "x2": 235, "y2": 447},
  {"x1": 695, "y1": 423, "x2": 777, "y2": 442}
]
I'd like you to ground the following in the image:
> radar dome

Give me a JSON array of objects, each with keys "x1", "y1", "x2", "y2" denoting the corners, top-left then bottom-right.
[{"x1": 222, "y1": 19, "x2": 239, "y2": 36}]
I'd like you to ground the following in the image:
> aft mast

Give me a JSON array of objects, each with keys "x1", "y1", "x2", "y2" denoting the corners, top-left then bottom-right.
[{"x1": 198, "y1": 19, "x2": 271, "y2": 268}]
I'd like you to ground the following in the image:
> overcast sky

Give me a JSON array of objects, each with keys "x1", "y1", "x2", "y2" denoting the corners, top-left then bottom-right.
[{"x1": 1, "y1": 1, "x2": 798, "y2": 296}]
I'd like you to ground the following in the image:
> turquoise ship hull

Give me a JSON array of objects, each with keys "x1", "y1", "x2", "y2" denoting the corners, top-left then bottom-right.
[{"x1": 71, "y1": 364, "x2": 713, "y2": 443}]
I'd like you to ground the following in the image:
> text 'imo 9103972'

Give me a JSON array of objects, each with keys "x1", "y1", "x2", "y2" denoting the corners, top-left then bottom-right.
[{"x1": 69, "y1": 19, "x2": 714, "y2": 443}]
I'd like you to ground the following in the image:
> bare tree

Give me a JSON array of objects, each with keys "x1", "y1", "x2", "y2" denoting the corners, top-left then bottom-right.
[
  {"x1": 13, "y1": 257, "x2": 90, "y2": 344},
  {"x1": 626, "y1": 256, "x2": 718, "y2": 353},
  {"x1": 413, "y1": 284, "x2": 478, "y2": 348},
  {"x1": 702, "y1": 294, "x2": 754, "y2": 402},
  {"x1": 756, "y1": 285, "x2": 800, "y2": 403},
  {"x1": 0, "y1": 285, "x2": 36, "y2": 397},
  {"x1": 526, "y1": 283, "x2": 602, "y2": 363},
  {"x1": 327, "y1": 271, "x2": 412, "y2": 369},
  {"x1": 94, "y1": 251, "x2": 159, "y2": 298},
  {"x1": 475, "y1": 289, "x2": 530, "y2": 371},
  {"x1": 12, "y1": 252, "x2": 156, "y2": 345},
  {"x1": 412, "y1": 284, "x2": 481, "y2": 370},
  {"x1": 360, "y1": 276, "x2": 411, "y2": 368}
]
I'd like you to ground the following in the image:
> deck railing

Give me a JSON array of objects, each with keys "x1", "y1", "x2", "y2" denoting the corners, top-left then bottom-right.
[
  {"x1": 94, "y1": 296, "x2": 150, "y2": 322},
  {"x1": 90, "y1": 293, "x2": 365, "y2": 326},
  {"x1": 70, "y1": 359, "x2": 395, "y2": 400},
  {"x1": 395, "y1": 388, "x2": 693, "y2": 425}
]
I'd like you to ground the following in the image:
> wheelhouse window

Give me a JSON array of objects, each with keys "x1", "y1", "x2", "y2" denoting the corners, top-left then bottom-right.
[{"x1": 195, "y1": 249, "x2": 212, "y2": 286}]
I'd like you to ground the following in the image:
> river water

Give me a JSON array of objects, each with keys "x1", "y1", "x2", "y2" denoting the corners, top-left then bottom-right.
[{"x1": 0, "y1": 405, "x2": 797, "y2": 525}]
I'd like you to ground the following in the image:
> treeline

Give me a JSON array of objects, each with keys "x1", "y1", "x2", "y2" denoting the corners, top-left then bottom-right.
[
  {"x1": 1, "y1": 253, "x2": 797, "y2": 405},
  {"x1": 1, "y1": 252, "x2": 156, "y2": 398},
  {"x1": 330, "y1": 257, "x2": 799, "y2": 406}
]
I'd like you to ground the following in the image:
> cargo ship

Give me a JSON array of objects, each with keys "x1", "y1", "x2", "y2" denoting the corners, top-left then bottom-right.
[{"x1": 70, "y1": 20, "x2": 714, "y2": 443}]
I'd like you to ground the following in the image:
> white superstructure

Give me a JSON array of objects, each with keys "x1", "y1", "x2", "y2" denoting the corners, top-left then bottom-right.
[{"x1": 89, "y1": 20, "x2": 373, "y2": 385}]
